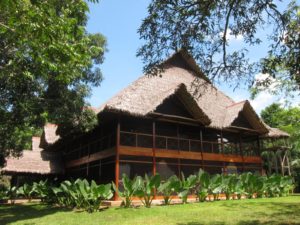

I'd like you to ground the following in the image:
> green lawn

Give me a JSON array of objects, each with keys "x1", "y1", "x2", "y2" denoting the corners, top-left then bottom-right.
[{"x1": 1, "y1": 196, "x2": 300, "y2": 225}]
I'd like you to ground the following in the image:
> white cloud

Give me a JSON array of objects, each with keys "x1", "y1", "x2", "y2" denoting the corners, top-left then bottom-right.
[
  {"x1": 250, "y1": 92, "x2": 275, "y2": 114},
  {"x1": 220, "y1": 28, "x2": 243, "y2": 42},
  {"x1": 254, "y1": 73, "x2": 281, "y2": 92}
]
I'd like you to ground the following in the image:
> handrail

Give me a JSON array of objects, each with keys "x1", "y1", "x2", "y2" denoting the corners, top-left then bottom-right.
[
  {"x1": 119, "y1": 130, "x2": 260, "y2": 156},
  {"x1": 120, "y1": 131, "x2": 220, "y2": 145},
  {"x1": 120, "y1": 130, "x2": 225, "y2": 153},
  {"x1": 66, "y1": 132, "x2": 115, "y2": 156}
]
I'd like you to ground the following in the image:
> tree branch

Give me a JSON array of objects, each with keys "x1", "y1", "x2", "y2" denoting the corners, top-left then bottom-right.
[{"x1": 0, "y1": 22, "x2": 15, "y2": 32}]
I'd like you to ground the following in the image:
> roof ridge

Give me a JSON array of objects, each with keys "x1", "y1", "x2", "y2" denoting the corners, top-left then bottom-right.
[{"x1": 226, "y1": 100, "x2": 247, "y2": 108}]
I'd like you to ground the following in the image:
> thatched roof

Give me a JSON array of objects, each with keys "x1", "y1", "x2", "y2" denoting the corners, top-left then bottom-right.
[
  {"x1": 40, "y1": 123, "x2": 60, "y2": 148},
  {"x1": 261, "y1": 124, "x2": 290, "y2": 138},
  {"x1": 223, "y1": 101, "x2": 269, "y2": 133},
  {"x1": 2, "y1": 137, "x2": 64, "y2": 175},
  {"x1": 96, "y1": 50, "x2": 270, "y2": 133}
]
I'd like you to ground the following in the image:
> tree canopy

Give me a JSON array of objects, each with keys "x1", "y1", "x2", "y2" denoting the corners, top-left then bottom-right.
[
  {"x1": 138, "y1": 0, "x2": 299, "y2": 92},
  {"x1": 261, "y1": 103, "x2": 300, "y2": 188},
  {"x1": 261, "y1": 103, "x2": 300, "y2": 150},
  {"x1": 0, "y1": 0, "x2": 105, "y2": 166}
]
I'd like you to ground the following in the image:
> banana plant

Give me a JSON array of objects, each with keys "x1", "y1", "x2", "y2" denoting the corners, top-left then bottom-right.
[
  {"x1": 59, "y1": 180, "x2": 77, "y2": 207},
  {"x1": 178, "y1": 173, "x2": 197, "y2": 204},
  {"x1": 234, "y1": 179, "x2": 246, "y2": 200},
  {"x1": 158, "y1": 175, "x2": 181, "y2": 205},
  {"x1": 265, "y1": 174, "x2": 281, "y2": 197},
  {"x1": 51, "y1": 186, "x2": 65, "y2": 206},
  {"x1": 208, "y1": 174, "x2": 222, "y2": 201},
  {"x1": 256, "y1": 176, "x2": 267, "y2": 198},
  {"x1": 17, "y1": 183, "x2": 36, "y2": 202},
  {"x1": 196, "y1": 169, "x2": 210, "y2": 202},
  {"x1": 240, "y1": 172, "x2": 257, "y2": 199},
  {"x1": 53, "y1": 179, "x2": 113, "y2": 212},
  {"x1": 279, "y1": 176, "x2": 294, "y2": 196},
  {"x1": 6, "y1": 186, "x2": 18, "y2": 205},
  {"x1": 33, "y1": 180, "x2": 52, "y2": 202},
  {"x1": 112, "y1": 174, "x2": 143, "y2": 208},
  {"x1": 83, "y1": 180, "x2": 113, "y2": 212},
  {"x1": 135, "y1": 174, "x2": 161, "y2": 208},
  {"x1": 222, "y1": 174, "x2": 237, "y2": 200}
]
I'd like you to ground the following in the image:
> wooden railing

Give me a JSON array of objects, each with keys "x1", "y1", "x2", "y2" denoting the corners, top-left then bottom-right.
[
  {"x1": 120, "y1": 131, "x2": 259, "y2": 157},
  {"x1": 65, "y1": 133, "x2": 116, "y2": 161}
]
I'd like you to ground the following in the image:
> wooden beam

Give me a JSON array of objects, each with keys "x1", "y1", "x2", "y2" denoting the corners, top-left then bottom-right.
[
  {"x1": 228, "y1": 126, "x2": 261, "y2": 134},
  {"x1": 119, "y1": 146, "x2": 262, "y2": 164},
  {"x1": 65, "y1": 148, "x2": 115, "y2": 168},
  {"x1": 150, "y1": 112, "x2": 203, "y2": 124}
]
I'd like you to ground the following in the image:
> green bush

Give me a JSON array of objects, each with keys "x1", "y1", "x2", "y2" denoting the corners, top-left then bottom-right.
[
  {"x1": 158, "y1": 175, "x2": 180, "y2": 205},
  {"x1": 13, "y1": 171, "x2": 294, "y2": 210},
  {"x1": 51, "y1": 179, "x2": 113, "y2": 212},
  {"x1": 135, "y1": 174, "x2": 160, "y2": 208},
  {"x1": 178, "y1": 173, "x2": 197, "y2": 204},
  {"x1": 113, "y1": 174, "x2": 142, "y2": 208}
]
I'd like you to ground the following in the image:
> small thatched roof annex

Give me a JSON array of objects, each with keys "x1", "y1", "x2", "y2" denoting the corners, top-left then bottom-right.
[
  {"x1": 1, "y1": 137, "x2": 64, "y2": 175},
  {"x1": 262, "y1": 125, "x2": 290, "y2": 138}
]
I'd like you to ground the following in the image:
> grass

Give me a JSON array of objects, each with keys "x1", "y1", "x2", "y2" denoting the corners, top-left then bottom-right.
[{"x1": 1, "y1": 196, "x2": 300, "y2": 225}]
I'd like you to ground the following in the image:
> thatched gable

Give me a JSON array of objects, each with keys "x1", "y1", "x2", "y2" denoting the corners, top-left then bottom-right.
[
  {"x1": 2, "y1": 137, "x2": 64, "y2": 175},
  {"x1": 223, "y1": 101, "x2": 269, "y2": 134}
]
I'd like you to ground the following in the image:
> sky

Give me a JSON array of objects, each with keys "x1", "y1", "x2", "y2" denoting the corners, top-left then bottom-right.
[{"x1": 86, "y1": 0, "x2": 300, "y2": 114}]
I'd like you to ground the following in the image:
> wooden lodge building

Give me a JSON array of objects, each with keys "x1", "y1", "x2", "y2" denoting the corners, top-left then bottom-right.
[{"x1": 2, "y1": 50, "x2": 290, "y2": 188}]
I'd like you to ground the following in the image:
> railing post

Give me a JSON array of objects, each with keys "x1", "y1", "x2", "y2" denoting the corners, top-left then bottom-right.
[
  {"x1": 166, "y1": 138, "x2": 168, "y2": 149},
  {"x1": 114, "y1": 119, "x2": 120, "y2": 201}
]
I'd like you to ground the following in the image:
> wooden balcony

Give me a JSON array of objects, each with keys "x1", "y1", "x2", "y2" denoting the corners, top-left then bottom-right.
[{"x1": 119, "y1": 131, "x2": 262, "y2": 164}]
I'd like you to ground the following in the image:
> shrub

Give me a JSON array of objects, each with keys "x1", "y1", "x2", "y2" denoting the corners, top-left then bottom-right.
[
  {"x1": 135, "y1": 174, "x2": 160, "y2": 208},
  {"x1": 113, "y1": 174, "x2": 142, "y2": 208},
  {"x1": 17, "y1": 183, "x2": 35, "y2": 202},
  {"x1": 158, "y1": 175, "x2": 180, "y2": 205},
  {"x1": 196, "y1": 169, "x2": 210, "y2": 202},
  {"x1": 178, "y1": 173, "x2": 197, "y2": 204}
]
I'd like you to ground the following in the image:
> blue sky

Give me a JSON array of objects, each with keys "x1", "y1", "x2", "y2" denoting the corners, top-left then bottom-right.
[{"x1": 86, "y1": 0, "x2": 299, "y2": 114}]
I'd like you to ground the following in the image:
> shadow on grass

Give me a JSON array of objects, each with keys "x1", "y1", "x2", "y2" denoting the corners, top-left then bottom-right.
[
  {"x1": 0, "y1": 203, "x2": 72, "y2": 224},
  {"x1": 177, "y1": 222, "x2": 225, "y2": 225}
]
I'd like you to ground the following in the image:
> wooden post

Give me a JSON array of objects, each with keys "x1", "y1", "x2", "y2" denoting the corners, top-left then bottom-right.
[
  {"x1": 152, "y1": 120, "x2": 156, "y2": 176},
  {"x1": 152, "y1": 120, "x2": 157, "y2": 198},
  {"x1": 257, "y1": 136, "x2": 263, "y2": 175},
  {"x1": 220, "y1": 130, "x2": 224, "y2": 155},
  {"x1": 239, "y1": 133, "x2": 245, "y2": 172},
  {"x1": 114, "y1": 119, "x2": 120, "y2": 201},
  {"x1": 87, "y1": 144, "x2": 90, "y2": 177},
  {"x1": 200, "y1": 128, "x2": 204, "y2": 170},
  {"x1": 177, "y1": 124, "x2": 181, "y2": 177}
]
